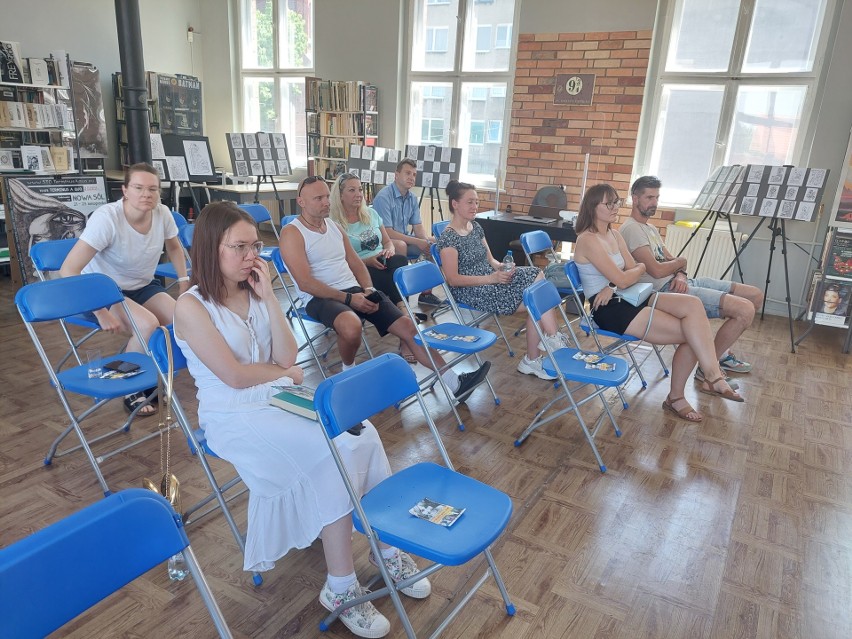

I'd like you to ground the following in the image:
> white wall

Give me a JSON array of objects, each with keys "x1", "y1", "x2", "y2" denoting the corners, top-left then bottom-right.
[{"x1": 519, "y1": 0, "x2": 657, "y2": 32}]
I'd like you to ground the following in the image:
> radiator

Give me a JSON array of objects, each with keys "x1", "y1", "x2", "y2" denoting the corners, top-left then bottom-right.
[{"x1": 664, "y1": 224, "x2": 744, "y2": 280}]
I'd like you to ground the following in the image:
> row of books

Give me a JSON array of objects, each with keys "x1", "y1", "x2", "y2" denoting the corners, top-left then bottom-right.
[
  {"x1": 307, "y1": 112, "x2": 378, "y2": 138},
  {"x1": 0, "y1": 41, "x2": 64, "y2": 86},
  {"x1": 305, "y1": 78, "x2": 377, "y2": 113},
  {"x1": 308, "y1": 135, "x2": 355, "y2": 159},
  {"x1": 0, "y1": 145, "x2": 73, "y2": 173},
  {"x1": 0, "y1": 101, "x2": 69, "y2": 130}
]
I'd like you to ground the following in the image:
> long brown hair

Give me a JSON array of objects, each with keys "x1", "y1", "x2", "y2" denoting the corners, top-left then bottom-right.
[
  {"x1": 575, "y1": 183, "x2": 619, "y2": 234},
  {"x1": 190, "y1": 201, "x2": 259, "y2": 305}
]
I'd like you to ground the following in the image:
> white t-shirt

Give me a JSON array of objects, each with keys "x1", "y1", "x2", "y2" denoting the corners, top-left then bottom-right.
[
  {"x1": 80, "y1": 200, "x2": 178, "y2": 291},
  {"x1": 619, "y1": 216, "x2": 672, "y2": 291}
]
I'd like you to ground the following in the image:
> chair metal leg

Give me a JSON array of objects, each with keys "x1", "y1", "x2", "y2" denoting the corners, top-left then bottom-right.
[
  {"x1": 652, "y1": 345, "x2": 670, "y2": 376},
  {"x1": 183, "y1": 546, "x2": 235, "y2": 639}
]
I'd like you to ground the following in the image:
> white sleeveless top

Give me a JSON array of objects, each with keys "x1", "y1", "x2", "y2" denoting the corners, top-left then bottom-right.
[
  {"x1": 576, "y1": 251, "x2": 625, "y2": 297},
  {"x1": 287, "y1": 218, "x2": 358, "y2": 305}
]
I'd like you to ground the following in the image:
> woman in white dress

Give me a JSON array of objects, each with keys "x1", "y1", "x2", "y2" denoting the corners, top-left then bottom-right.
[{"x1": 174, "y1": 201, "x2": 430, "y2": 639}]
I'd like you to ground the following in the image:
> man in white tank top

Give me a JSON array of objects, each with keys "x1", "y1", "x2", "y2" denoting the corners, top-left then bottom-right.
[{"x1": 280, "y1": 177, "x2": 490, "y2": 397}]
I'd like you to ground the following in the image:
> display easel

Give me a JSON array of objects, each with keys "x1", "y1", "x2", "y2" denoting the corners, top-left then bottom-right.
[
  {"x1": 718, "y1": 164, "x2": 831, "y2": 353},
  {"x1": 253, "y1": 173, "x2": 287, "y2": 218},
  {"x1": 419, "y1": 186, "x2": 445, "y2": 222},
  {"x1": 225, "y1": 132, "x2": 292, "y2": 218}
]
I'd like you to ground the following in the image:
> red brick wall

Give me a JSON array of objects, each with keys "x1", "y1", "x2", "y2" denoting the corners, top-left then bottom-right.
[{"x1": 488, "y1": 29, "x2": 673, "y2": 234}]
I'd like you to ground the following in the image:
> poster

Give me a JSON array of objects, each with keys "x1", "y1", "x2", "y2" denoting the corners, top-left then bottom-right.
[
  {"x1": 70, "y1": 62, "x2": 108, "y2": 158},
  {"x1": 830, "y1": 128, "x2": 852, "y2": 229},
  {"x1": 4, "y1": 175, "x2": 107, "y2": 284}
]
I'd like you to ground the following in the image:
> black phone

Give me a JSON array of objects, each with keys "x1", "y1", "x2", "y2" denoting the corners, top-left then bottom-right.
[
  {"x1": 104, "y1": 360, "x2": 141, "y2": 374},
  {"x1": 365, "y1": 290, "x2": 383, "y2": 304}
]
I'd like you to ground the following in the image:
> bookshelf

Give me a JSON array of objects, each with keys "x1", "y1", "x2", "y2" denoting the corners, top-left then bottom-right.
[
  {"x1": 305, "y1": 77, "x2": 377, "y2": 180},
  {"x1": 0, "y1": 53, "x2": 77, "y2": 174},
  {"x1": 112, "y1": 71, "x2": 203, "y2": 166}
]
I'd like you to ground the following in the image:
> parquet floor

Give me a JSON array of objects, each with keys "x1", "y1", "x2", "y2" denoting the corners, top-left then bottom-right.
[{"x1": 1, "y1": 272, "x2": 850, "y2": 639}]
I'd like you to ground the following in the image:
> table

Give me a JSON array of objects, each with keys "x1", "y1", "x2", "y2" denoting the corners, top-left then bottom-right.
[
  {"x1": 476, "y1": 211, "x2": 577, "y2": 263},
  {"x1": 207, "y1": 182, "x2": 300, "y2": 223}
]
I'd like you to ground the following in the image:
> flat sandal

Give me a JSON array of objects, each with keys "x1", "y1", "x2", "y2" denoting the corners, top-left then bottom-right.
[
  {"x1": 699, "y1": 376, "x2": 744, "y2": 402},
  {"x1": 662, "y1": 396, "x2": 703, "y2": 423}
]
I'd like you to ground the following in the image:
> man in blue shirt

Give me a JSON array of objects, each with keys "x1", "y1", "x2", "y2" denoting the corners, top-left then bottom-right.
[{"x1": 372, "y1": 158, "x2": 442, "y2": 306}]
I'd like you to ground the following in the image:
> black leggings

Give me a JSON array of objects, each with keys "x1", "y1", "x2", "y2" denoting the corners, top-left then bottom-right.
[{"x1": 366, "y1": 254, "x2": 409, "y2": 306}]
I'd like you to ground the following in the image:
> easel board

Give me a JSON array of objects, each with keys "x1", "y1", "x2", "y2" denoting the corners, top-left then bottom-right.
[
  {"x1": 160, "y1": 134, "x2": 216, "y2": 182},
  {"x1": 2, "y1": 174, "x2": 107, "y2": 285},
  {"x1": 346, "y1": 144, "x2": 401, "y2": 185},
  {"x1": 733, "y1": 165, "x2": 829, "y2": 222},
  {"x1": 225, "y1": 132, "x2": 292, "y2": 178},
  {"x1": 404, "y1": 145, "x2": 462, "y2": 188}
]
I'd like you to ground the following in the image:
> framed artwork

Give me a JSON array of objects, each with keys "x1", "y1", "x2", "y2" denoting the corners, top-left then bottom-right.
[{"x1": 830, "y1": 127, "x2": 852, "y2": 229}]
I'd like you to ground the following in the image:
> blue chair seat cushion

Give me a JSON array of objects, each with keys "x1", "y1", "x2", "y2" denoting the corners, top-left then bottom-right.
[
  {"x1": 154, "y1": 262, "x2": 191, "y2": 280},
  {"x1": 541, "y1": 347, "x2": 630, "y2": 386},
  {"x1": 352, "y1": 462, "x2": 512, "y2": 566},
  {"x1": 55, "y1": 352, "x2": 159, "y2": 397},
  {"x1": 414, "y1": 322, "x2": 497, "y2": 354}
]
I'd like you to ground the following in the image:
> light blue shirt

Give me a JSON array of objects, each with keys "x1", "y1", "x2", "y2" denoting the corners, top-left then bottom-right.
[{"x1": 372, "y1": 182, "x2": 421, "y2": 236}]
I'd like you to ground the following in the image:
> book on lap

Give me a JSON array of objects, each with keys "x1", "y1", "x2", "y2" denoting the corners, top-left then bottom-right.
[{"x1": 270, "y1": 385, "x2": 317, "y2": 420}]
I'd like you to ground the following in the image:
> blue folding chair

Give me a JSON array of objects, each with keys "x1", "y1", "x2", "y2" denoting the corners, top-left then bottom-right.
[
  {"x1": 313, "y1": 354, "x2": 515, "y2": 638},
  {"x1": 432, "y1": 219, "x2": 449, "y2": 239},
  {"x1": 238, "y1": 203, "x2": 280, "y2": 262},
  {"x1": 0, "y1": 488, "x2": 232, "y2": 639},
  {"x1": 148, "y1": 326, "x2": 262, "y2": 586},
  {"x1": 154, "y1": 220, "x2": 195, "y2": 290},
  {"x1": 564, "y1": 260, "x2": 670, "y2": 388},
  {"x1": 430, "y1": 243, "x2": 515, "y2": 356},
  {"x1": 395, "y1": 260, "x2": 500, "y2": 430},
  {"x1": 30, "y1": 238, "x2": 102, "y2": 370},
  {"x1": 16, "y1": 273, "x2": 163, "y2": 495},
  {"x1": 516, "y1": 280, "x2": 630, "y2": 472}
]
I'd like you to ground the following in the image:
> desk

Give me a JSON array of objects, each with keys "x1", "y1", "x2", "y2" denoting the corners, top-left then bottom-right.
[
  {"x1": 477, "y1": 211, "x2": 577, "y2": 262},
  {"x1": 207, "y1": 182, "x2": 300, "y2": 223}
]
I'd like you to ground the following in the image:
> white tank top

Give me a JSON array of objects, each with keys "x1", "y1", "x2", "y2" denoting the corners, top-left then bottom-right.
[{"x1": 287, "y1": 217, "x2": 359, "y2": 305}]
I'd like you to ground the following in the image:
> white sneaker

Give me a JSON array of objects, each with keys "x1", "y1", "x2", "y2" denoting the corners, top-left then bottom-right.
[
  {"x1": 369, "y1": 550, "x2": 432, "y2": 599},
  {"x1": 517, "y1": 355, "x2": 558, "y2": 380},
  {"x1": 538, "y1": 332, "x2": 570, "y2": 353},
  {"x1": 319, "y1": 581, "x2": 391, "y2": 638}
]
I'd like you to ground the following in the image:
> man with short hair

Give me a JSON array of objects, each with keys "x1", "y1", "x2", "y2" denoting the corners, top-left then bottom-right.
[
  {"x1": 372, "y1": 158, "x2": 441, "y2": 306},
  {"x1": 281, "y1": 176, "x2": 490, "y2": 398},
  {"x1": 619, "y1": 175, "x2": 763, "y2": 379}
]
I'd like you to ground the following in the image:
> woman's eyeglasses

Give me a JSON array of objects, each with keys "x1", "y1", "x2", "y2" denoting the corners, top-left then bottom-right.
[
  {"x1": 297, "y1": 175, "x2": 326, "y2": 195},
  {"x1": 602, "y1": 198, "x2": 623, "y2": 210},
  {"x1": 221, "y1": 241, "x2": 264, "y2": 258}
]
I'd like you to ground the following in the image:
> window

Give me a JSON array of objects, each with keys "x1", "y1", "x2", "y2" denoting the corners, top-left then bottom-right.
[
  {"x1": 427, "y1": 0, "x2": 450, "y2": 4},
  {"x1": 426, "y1": 27, "x2": 449, "y2": 53},
  {"x1": 238, "y1": 0, "x2": 313, "y2": 167},
  {"x1": 635, "y1": 0, "x2": 832, "y2": 206},
  {"x1": 469, "y1": 121, "x2": 485, "y2": 145},
  {"x1": 421, "y1": 118, "x2": 445, "y2": 144},
  {"x1": 495, "y1": 24, "x2": 512, "y2": 49},
  {"x1": 409, "y1": 0, "x2": 516, "y2": 186},
  {"x1": 476, "y1": 25, "x2": 492, "y2": 53}
]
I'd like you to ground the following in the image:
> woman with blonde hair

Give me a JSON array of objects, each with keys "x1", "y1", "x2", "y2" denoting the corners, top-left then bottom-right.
[{"x1": 572, "y1": 183, "x2": 743, "y2": 422}]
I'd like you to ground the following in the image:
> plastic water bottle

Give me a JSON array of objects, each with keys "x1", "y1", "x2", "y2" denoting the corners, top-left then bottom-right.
[
  {"x1": 502, "y1": 250, "x2": 515, "y2": 272},
  {"x1": 168, "y1": 552, "x2": 188, "y2": 581}
]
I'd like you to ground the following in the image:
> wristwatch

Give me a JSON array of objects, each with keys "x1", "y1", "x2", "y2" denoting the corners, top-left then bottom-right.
[{"x1": 608, "y1": 282, "x2": 618, "y2": 292}]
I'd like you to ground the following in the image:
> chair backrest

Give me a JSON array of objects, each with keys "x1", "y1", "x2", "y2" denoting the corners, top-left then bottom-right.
[
  {"x1": 522, "y1": 279, "x2": 563, "y2": 322},
  {"x1": 148, "y1": 324, "x2": 188, "y2": 375},
  {"x1": 179, "y1": 223, "x2": 195, "y2": 250},
  {"x1": 16, "y1": 273, "x2": 124, "y2": 323},
  {"x1": 315, "y1": 353, "x2": 419, "y2": 438},
  {"x1": 532, "y1": 185, "x2": 568, "y2": 209},
  {"x1": 430, "y1": 242, "x2": 442, "y2": 267},
  {"x1": 29, "y1": 238, "x2": 78, "y2": 276},
  {"x1": 269, "y1": 246, "x2": 287, "y2": 275},
  {"x1": 565, "y1": 260, "x2": 583, "y2": 293},
  {"x1": 519, "y1": 230, "x2": 553, "y2": 257},
  {"x1": 432, "y1": 220, "x2": 449, "y2": 238},
  {"x1": 238, "y1": 203, "x2": 272, "y2": 225},
  {"x1": 0, "y1": 489, "x2": 188, "y2": 639},
  {"x1": 281, "y1": 214, "x2": 299, "y2": 228},
  {"x1": 171, "y1": 210, "x2": 188, "y2": 230},
  {"x1": 394, "y1": 261, "x2": 445, "y2": 298}
]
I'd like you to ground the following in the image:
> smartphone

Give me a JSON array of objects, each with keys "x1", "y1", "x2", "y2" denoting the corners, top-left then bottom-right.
[
  {"x1": 365, "y1": 290, "x2": 383, "y2": 304},
  {"x1": 377, "y1": 255, "x2": 386, "y2": 266},
  {"x1": 104, "y1": 360, "x2": 141, "y2": 374}
]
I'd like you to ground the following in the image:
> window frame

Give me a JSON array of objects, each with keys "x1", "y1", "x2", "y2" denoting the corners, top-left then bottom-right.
[
  {"x1": 633, "y1": 0, "x2": 838, "y2": 207},
  {"x1": 405, "y1": 0, "x2": 519, "y2": 188},
  {"x1": 486, "y1": 119, "x2": 503, "y2": 143},
  {"x1": 421, "y1": 118, "x2": 445, "y2": 144},
  {"x1": 495, "y1": 23, "x2": 512, "y2": 49},
  {"x1": 237, "y1": 0, "x2": 315, "y2": 169},
  {"x1": 476, "y1": 25, "x2": 493, "y2": 53},
  {"x1": 426, "y1": 26, "x2": 450, "y2": 53}
]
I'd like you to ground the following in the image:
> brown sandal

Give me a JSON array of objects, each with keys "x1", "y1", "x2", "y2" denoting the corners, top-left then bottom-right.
[
  {"x1": 662, "y1": 396, "x2": 703, "y2": 423},
  {"x1": 398, "y1": 344, "x2": 417, "y2": 364},
  {"x1": 700, "y1": 375, "x2": 744, "y2": 402}
]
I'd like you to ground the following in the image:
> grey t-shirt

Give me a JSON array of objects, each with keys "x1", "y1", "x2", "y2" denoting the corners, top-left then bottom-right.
[{"x1": 619, "y1": 217, "x2": 672, "y2": 291}]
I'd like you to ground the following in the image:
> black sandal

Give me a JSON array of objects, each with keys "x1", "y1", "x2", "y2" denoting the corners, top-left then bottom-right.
[{"x1": 124, "y1": 392, "x2": 156, "y2": 417}]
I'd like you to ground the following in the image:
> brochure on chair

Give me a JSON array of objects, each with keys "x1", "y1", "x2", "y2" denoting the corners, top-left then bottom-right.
[
  {"x1": 270, "y1": 384, "x2": 317, "y2": 420},
  {"x1": 410, "y1": 497, "x2": 465, "y2": 527},
  {"x1": 423, "y1": 329, "x2": 480, "y2": 343}
]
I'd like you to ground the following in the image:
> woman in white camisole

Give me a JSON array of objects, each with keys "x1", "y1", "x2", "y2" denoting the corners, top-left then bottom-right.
[
  {"x1": 572, "y1": 184, "x2": 743, "y2": 423},
  {"x1": 174, "y1": 202, "x2": 430, "y2": 638}
]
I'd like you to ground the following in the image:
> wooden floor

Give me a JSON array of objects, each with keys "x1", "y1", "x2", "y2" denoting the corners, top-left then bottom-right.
[{"x1": 1, "y1": 272, "x2": 851, "y2": 639}]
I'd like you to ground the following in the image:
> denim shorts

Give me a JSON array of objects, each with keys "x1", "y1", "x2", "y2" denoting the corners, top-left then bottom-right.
[{"x1": 660, "y1": 276, "x2": 732, "y2": 319}]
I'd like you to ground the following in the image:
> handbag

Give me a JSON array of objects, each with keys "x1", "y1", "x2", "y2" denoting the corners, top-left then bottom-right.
[
  {"x1": 143, "y1": 326, "x2": 180, "y2": 512},
  {"x1": 616, "y1": 282, "x2": 653, "y2": 306}
]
